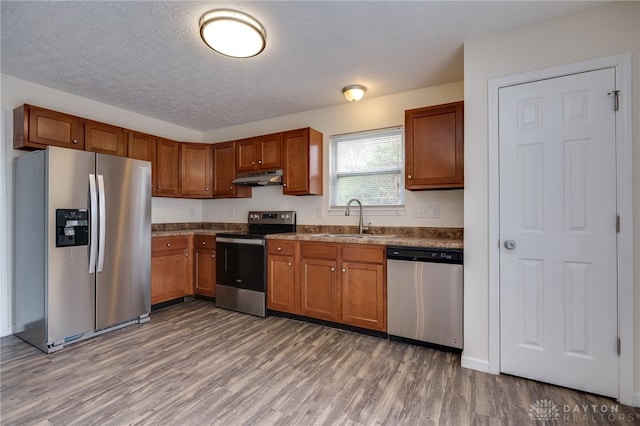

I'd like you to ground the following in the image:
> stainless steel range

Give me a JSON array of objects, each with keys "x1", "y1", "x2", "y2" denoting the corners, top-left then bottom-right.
[{"x1": 215, "y1": 211, "x2": 296, "y2": 317}]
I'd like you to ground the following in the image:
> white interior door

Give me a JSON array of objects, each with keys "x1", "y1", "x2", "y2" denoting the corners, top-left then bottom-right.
[{"x1": 498, "y1": 68, "x2": 618, "y2": 398}]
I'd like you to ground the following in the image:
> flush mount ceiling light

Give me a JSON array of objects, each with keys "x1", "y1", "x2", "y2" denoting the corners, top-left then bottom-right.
[
  {"x1": 199, "y1": 9, "x2": 266, "y2": 58},
  {"x1": 342, "y1": 85, "x2": 367, "y2": 102}
]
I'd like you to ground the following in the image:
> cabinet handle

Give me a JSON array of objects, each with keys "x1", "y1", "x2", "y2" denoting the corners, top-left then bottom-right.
[
  {"x1": 288, "y1": 262, "x2": 292, "y2": 266},
  {"x1": 277, "y1": 247, "x2": 282, "y2": 251},
  {"x1": 166, "y1": 243, "x2": 171, "y2": 247},
  {"x1": 158, "y1": 185, "x2": 162, "y2": 189},
  {"x1": 251, "y1": 161, "x2": 255, "y2": 165},
  {"x1": 330, "y1": 267, "x2": 335, "y2": 272},
  {"x1": 407, "y1": 175, "x2": 412, "y2": 179},
  {"x1": 283, "y1": 183, "x2": 287, "y2": 187},
  {"x1": 185, "y1": 253, "x2": 189, "y2": 257},
  {"x1": 72, "y1": 139, "x2": 78, "y2": 144},
  {"x1": 212, "y1": 254, "x2": 215, "y2": 258},
  {"x1": 258, "y1": 160, "x2": 262, "y2": 164},
  {"x1": 230, "y1": 186, "x2": 234, "y2": 190},
  {"x1": 202, "y1": 241, "x2": 206, "y2": 245},
  {"x1": 206, "y1": 187, "x2": 209, "y2": 191},
  {"x1": 342, "y1": 268, "x2": 346, "y2": 273}
]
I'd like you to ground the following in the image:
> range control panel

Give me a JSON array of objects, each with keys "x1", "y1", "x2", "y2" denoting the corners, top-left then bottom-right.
[
  {"x1": 56, "y1": 209, "x2": 89, "y2": 247},
  {"x1": 248, "y1": 211, "x2": 296, "y2": 225}
]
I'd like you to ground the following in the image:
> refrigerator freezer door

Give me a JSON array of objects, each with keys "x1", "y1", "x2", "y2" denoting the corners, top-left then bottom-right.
[
  {"x1": 95, "y1": 154, "x2": 151, "y2": 330},
  {"x1": 46, "y1": 147, "x2": 96, "y2": 343}
]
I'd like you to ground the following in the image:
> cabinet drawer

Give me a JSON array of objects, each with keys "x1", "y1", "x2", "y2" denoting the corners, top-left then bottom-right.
[
  {"x1": 342, "y1": 245, "x2": 385, "y2": 263},
  {"x1": 268, "y1": 240, "x2": 296, "y2": 256},
  {"x1": 300, "y1": 242, "x2": 338, "y2": 260},
  {"x1": 195, "y1": 235, "x2": 216, "y2": 248},
  {"x1": 152, "y1": 235, "x2": 190, "y2": 252}
]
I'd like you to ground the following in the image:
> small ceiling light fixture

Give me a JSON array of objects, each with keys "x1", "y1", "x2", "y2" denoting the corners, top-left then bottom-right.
[
  {"x1": 199, "y1": 9, "x2": 266, "y2": 58},
  {"x1": 342, "y1": 85, "x2": 367, "y2": 102}
]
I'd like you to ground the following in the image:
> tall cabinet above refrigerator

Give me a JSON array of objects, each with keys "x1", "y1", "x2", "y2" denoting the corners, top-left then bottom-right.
[{"x1": 14, "y1": 146, "x2": 151, "y2": 353}]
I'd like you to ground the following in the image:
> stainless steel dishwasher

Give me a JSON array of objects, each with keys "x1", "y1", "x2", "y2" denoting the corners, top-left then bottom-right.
[{"x1": 387, "y1": 246, "x2": 463, "y2": 349}]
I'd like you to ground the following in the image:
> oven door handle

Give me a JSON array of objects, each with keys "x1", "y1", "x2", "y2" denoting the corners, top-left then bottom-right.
[{"x1": 216, "y1": 237, "x2": 265, "y2": 246}]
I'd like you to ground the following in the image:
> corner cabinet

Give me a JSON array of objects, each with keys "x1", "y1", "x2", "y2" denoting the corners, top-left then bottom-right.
[
  {"x1": 180, "y1": 143, "x2": 213, "y2": 198},
  {"x1": 212, "y1": 141, "x2": 252, "y2": 199},
  {"x1": 405, "y1": 101, "x2": 464, "y2": 190},
  {"x1": 282, "y1": 128, "x2": 323, "y2": 195}
]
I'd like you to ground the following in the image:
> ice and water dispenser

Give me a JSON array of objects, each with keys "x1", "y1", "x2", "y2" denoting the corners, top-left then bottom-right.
[{"x1": 55, "y1": 209, "x2": 89, "y2": 247}]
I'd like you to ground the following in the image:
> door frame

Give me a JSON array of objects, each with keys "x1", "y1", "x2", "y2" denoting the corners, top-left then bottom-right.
[{"x1": 487, "y1": 53, "x2": 633, "y2": 404}]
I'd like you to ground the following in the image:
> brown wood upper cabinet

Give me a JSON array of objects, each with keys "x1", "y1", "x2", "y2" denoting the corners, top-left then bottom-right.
[
  {"x1": 236, "y1": 132, "x2": 283, "y2": 171},
  {"x1": 212, "y1": 141, "x2": 252, "y2": 199},
  {"x1": 180, "y1": 143, "x2": 212, "y2": 198},
  {"x1": 84, "y1": 120, "x2": 126, "y2": 156},
  {"x1": 155, "y1": 138, "x2": 180, "y2": 197},
  {"x1": 14, "y1": 104, "x2": 84, "y2": 150},
  {"x1": 405, "y1": 101, "x2": 464, "y2": 190},
  {"x1": 127, "y1": 130, "x2": 156, "y2": 162},
  {"x1": 282, "y1": 128, "x2": 323, "y2": 195}
]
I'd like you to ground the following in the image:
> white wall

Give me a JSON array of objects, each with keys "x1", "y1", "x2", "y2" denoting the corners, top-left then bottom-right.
[
  {"x1": 201, "y1": 82, "x2": 464, "y2": 227},
  {"x1": 0, "y1": 75, "x2": 204, "y2": 336},
  {"x1": 463, "y1": 1, "x2": 640, "y2": 398}
]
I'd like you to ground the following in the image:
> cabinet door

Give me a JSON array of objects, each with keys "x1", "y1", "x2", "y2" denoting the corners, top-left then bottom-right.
[
  {"x1": 340, "y1": 261, "x2": 386, "y2": 331},
  {"x1": 213, "y1": 142, "x2": 252, "y2": 198},
  {"x1": 85, "y1": 120, "x2": 126, "y2": 156},
  {"x1": 268, "y1": 254, "x2": 297, "y2": 313},
  {"x1": 194, "y1": 248, "x2": 216, "y2": 297},
  {"x1": 405, "y1": 101, "x2": 464, "y2": 190},
  {"x1": 236, "y1": 138, "x2": 259, "y2": 171},
  {"x1": 151, "y1": 248, "x2": 192, "y2": 304},
  {"x1": 180, "y1": 143, "x2": 212, "y2": 198},
  {"x1": 127, "y1": 131, "x2": 156, "y2": 162},
  {"x1": 300, "y1": 257, "x2": 339, "y2": 321},
  {"x1": 258, "y1": 133, "x2": 282, "y2": 169},
  {"x1": 14, "y1": 104, "x2": 84, "y2": 150},
  {"x1": 282, "y1": 128, "x2": 323, "y2": 195},
  {"x1": 155, "y1": 138, "x2": 180, "y2": 196}
]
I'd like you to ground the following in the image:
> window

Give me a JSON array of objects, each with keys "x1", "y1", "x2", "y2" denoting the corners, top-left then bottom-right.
[{"x1": 330, "y1": 126, "x2": 404, "y2": 210}]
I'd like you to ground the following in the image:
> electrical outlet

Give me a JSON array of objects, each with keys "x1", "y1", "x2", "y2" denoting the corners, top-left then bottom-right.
[
  {"x1": 316, "y1": 207, "x2": 323, "y2": 217},
  {"x1": 430, "y1": 205, "x2": 440, "y2": 219},
  {"x1": 412, "y1": 207, "x2": 430, "y2": 218},
  {"x1": 228, "y1": 207, "x2": 235, "y2": 217}
]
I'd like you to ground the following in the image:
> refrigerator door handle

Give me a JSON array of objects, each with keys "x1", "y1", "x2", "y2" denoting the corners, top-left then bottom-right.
[
  {"x1": 97, "y1": 174, "x2": 106, "y2": 273},
  {"x1": 89, "y1": 174, "x2": 98, "y2": 273}
]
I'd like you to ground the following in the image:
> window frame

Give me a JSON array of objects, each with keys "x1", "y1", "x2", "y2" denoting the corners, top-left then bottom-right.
[{"x1": 328, "y1": 126, "x2": 405, "y2": 216}]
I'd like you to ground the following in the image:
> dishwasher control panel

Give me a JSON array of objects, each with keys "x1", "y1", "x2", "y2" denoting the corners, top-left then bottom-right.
[{"x1": 386, "y1": 247, "x2": 463, "y2": 264}]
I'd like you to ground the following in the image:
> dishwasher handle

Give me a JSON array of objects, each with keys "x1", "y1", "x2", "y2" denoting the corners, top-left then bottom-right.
[{"x1": 386, "y1": 246, "x2": 463, "y2": 264}]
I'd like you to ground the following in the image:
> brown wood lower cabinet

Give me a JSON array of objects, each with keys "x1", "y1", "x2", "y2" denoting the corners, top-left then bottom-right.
[
  {"x1": 194, "y1": 235, "x2": 216, "y2": 297},
  {"x1": 151, "y1": 235, "x2": 193, "y2": 304},
  {"x1": 268, "y1": 240, "x2": 386, "y2": 332}
]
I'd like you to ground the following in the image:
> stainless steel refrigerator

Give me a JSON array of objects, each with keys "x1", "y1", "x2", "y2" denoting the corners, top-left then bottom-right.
[{"x1": 14, "y1": 146, "x2": 151, "y2": 353}]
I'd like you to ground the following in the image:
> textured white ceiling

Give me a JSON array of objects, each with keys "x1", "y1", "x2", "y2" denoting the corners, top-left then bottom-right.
[{"x1": 1, "y1": 1, "x2": 607, "y2": 132}]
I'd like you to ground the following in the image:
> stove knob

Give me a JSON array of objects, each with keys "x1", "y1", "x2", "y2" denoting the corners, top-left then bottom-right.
[{"x1": 285, "y1": 214, "x2": 290, "y2": 219}]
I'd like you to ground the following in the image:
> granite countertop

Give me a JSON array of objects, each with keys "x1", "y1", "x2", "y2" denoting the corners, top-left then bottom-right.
[
  {"x1": 151, "y1": 223, "x2": 463, "y2": 249},
  {"x1": 267, "y1": 233, "x2": 463, "y2": 249}
]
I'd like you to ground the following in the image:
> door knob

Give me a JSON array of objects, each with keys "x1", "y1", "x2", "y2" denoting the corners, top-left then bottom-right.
[{"x1": 504, "y1": 240, "x2": 516, "y2": 250}]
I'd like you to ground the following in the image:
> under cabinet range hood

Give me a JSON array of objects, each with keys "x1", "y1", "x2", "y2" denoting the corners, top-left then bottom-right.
[{"x1": 232, "y1": 169, "x2": 283, "y2": 186}]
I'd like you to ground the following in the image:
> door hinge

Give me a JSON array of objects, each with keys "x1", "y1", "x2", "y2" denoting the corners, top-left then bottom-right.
[
  {"x1": 616, "y1": 215, "x2": 620, "y2": 233},
  {"x1": 608, "y1": 90, "x2": 620, "y2": 111},
  {"x1": 617, "y1": 338, "x2": 621, "y2": 355}
]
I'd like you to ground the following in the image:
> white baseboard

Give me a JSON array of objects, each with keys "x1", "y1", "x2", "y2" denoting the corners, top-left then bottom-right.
[{"x1": 461, "y1": 355, "x2": 492, "y2": 373}]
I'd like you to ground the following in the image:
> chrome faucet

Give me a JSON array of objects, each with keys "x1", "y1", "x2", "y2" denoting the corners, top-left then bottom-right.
[{"x1": 345, "y1": 198, "x2": 365, "y2": 234}]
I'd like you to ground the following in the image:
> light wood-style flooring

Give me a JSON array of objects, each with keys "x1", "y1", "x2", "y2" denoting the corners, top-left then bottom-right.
[{"x1": 2, "y1": 299, "x2": 639, "y2": 425}]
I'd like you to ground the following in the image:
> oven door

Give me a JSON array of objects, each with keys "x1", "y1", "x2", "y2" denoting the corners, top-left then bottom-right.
[{"x1": 216, "y1": 237, "x2": 266, "y2": 292}]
